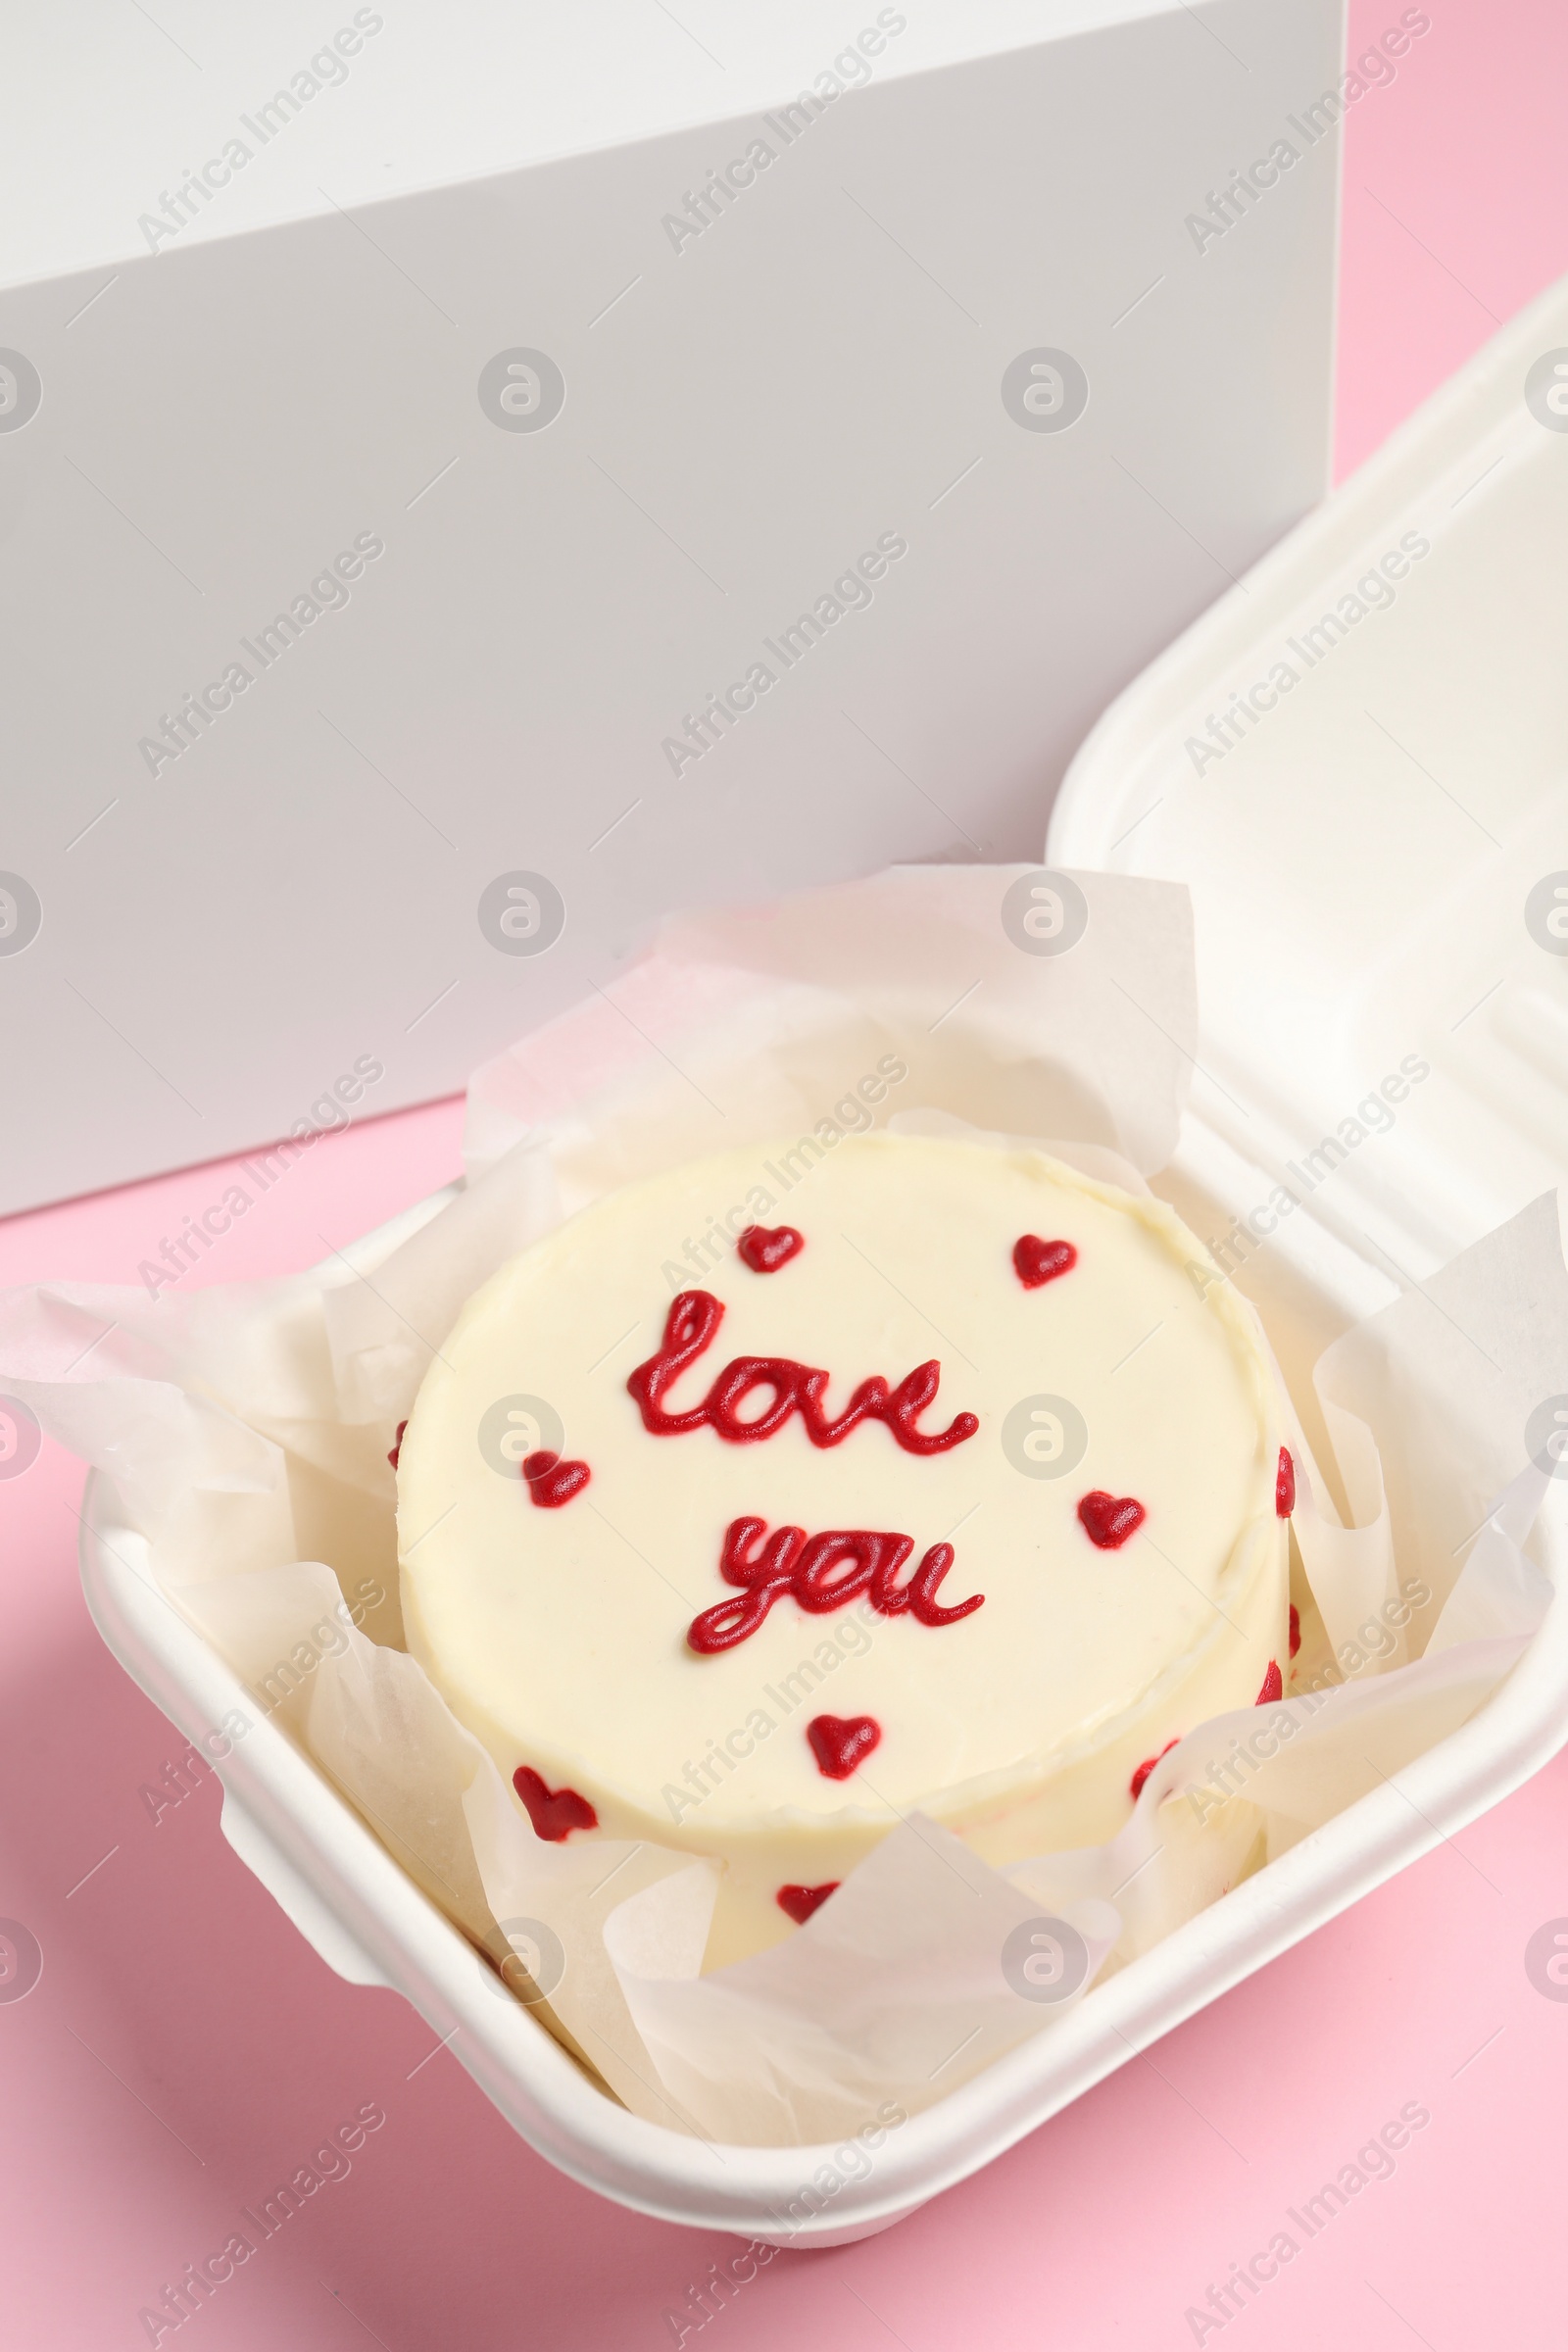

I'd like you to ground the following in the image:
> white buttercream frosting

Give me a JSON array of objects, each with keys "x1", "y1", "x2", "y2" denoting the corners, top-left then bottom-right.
[{"x1": 398, "y1": 1132, "x2": 1287, "y2": 1964}]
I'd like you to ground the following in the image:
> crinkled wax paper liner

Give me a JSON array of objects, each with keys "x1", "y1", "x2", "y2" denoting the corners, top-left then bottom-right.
[{"x1": 5, "y1": 866, "x2": 1566, "y2": 2148}]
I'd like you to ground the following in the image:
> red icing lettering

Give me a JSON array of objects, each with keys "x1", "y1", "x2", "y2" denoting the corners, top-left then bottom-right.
[
  {"x1": 1078, "y1": 1491, "x2": 1146, "y2": 1549},
  {"x1": 1013, "y1": 1236, "x2": 1078, "y2": 1290},
  {"x1": 807, "y1": 1714, "x2": 880, "y2": 1780},
  {"x1": 628, "y1": 1291, "x2": 977, "y2": 1455},
  {"x1": 1130, "y1": 1738, "x2": 1178, "y2": 1801},
  {"x1": 738, "y1": 1224, "x2": 804, "y2": 1273},
  {"x1": 387, "y1": 1418, "x2": 407, "y2": 1470},
  {"x1": 1255, "y1": 1661, "x2": 1282, "y2": 1705},
  {"x1": 1276, "y1": 1446, "x2": 1296, "y2": 1516},
  {"x1": 1289, "y1": 1601, "x2": 1300, "y2": 1658},
  {"x1": 777, "y1": 1881, "x2": 839, "y2": 1924},
  {"x1": 687, "y1": 1515, "x2": 984, "y2": 1652},
  {"x1": 522, "y1": 1449, "x2": 591, "y2": 1507},
  {"x1": 513, "y1": 1765, "x2": 598, "y2": 1840}
]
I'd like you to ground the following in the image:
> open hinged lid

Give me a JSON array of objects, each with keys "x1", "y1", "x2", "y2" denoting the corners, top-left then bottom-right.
[{"x1": 1050, "y1": 272, "x2": 1568, "y2": 1283}]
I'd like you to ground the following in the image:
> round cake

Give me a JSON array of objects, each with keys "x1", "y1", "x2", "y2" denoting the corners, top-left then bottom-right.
[{"x1": 396, "y1": 1132, "x2": 1290, "y2": 1965}]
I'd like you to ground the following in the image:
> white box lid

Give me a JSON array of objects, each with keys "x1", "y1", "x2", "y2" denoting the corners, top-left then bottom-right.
[
  {"x1": 2, "y1": 0, "x2": 1177, "y2": 287},
  {"x1": 1050, "y1": 270, "x2": 1568, "y2": 1278}
]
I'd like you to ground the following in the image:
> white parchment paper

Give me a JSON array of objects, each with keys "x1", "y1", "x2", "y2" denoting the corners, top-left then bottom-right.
[{"x1": 6, "y1": 865, "x2": 1566, "y2": 2147}]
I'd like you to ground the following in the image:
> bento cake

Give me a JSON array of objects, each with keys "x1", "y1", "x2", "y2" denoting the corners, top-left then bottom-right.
[{"x1": 396, "y1": 1132, "x2": 1291, "y2": 1965}]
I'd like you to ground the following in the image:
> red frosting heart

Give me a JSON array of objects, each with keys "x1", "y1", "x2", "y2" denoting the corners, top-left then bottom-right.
[
  {"x1": 1129, "y1": 1738, "x2": 1178, "y2": 1801},
  {"x1": 1077, "y1": 1491, "x2": 1146, "y2": 1549},
  {"x1": 1289, "y1": 1602, "x2": 1300, "y2": 1658},
  {"x1": 1013, "y1": 1235, "x2": 1078, "y2": 1290},
  {"x1": 737, "y1": 1224, "x2": 805, "y2": 1273},
  {"x1": 807, "y1": 1713, "x2": 881, "y2": 1780},
  {"x1": 1276, "y1": 1446, "x2": 1296, "y2": 1517},
  {"x1": 776, "y1": 1881, "x2": 840, "y2": 1925},
  {"x1": 387, "y1": 1418, "x2": 407, "y2": 1470},
  {"x1": 522, "y1": 1449, "x2": 591, "y2": 1507},
  {"x1": 1255, "y1": 1660, "x2": 1283, "y2": 1705},
  {"x1": 513, "y1": 1765, "x2": 598, "y2": 1841}
]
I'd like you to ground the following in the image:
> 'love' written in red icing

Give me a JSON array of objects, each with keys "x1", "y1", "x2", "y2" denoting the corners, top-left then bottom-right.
[
  {"x1": 628, "y1": 1291, "x2": 978, "y2": 1455},
  {"x1": 687, "y1": 1515, "x2": 985, "y2": 1652}
]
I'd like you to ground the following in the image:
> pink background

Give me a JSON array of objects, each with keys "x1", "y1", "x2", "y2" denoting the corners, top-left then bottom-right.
[{"x1": 4, "y1": 5, "x2": 1567, "y2": 2343}]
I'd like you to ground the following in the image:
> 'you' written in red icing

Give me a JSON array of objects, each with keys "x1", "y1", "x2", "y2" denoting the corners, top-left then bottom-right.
[{"x1": 688, "y1": 1516, "x2": 985, "y2": 1652}]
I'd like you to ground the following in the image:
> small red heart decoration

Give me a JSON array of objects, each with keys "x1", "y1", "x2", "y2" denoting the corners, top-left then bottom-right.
[
  {"x1": 807, "y1": 1713, "x2": 881, "y2": 1780},
  {"x1": 513, "y1": 1765, "x2": 598, "y2": 1841},
  {"x1": 1255, "y1": 1660, "x2": 1282, "y2": 1705},
  {"x1": 387, "y1": 1418, "x2": 407, "y2": 1470},
  {"x1": 1289, "y1": 1602, "x2": 1300, "y2": 1658},
  {"x1": 1078, "y1": 1491, "x2": 1146, "y2": 1549},
  {"x1": 1129, "y1": 1738, "x2": 1178, "y2": 1801},
  {"x1": 1276, "y1": 1446, "x2": 1296, "y2": 1517},
  {"x1": 1013, "y1": 1235, "x2": 1077, "y2": 1290},
  {"x1": 776, "y1": 1881, "x2": 840, "y2": 1925},
  {"x1": 522, "y1": 1448, "x2": 591, "y2": 1508},
  {"x1": 738, "y1": 1224, "x2": 805, "y2": 1273}
]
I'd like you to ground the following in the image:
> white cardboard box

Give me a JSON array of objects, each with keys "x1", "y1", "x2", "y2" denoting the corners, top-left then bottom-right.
[{"x1": 0, "y1": 0, "x2": 1344, "y2": 1211}]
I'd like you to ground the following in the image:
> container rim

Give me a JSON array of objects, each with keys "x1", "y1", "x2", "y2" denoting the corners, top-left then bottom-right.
[{"x1": 76, "y1": 1360, "x2": 1568, "y2": 2238}]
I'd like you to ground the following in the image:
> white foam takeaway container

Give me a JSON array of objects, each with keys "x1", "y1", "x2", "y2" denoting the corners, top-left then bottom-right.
[{"x1": 80, "y1": 272, "x2": 1568, "y2": 2243}]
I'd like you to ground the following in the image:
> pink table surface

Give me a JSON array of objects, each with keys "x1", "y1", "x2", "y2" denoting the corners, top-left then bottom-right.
[{"x1": 4, "y1": 5, "x2": 1568, "y2": 2345}]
